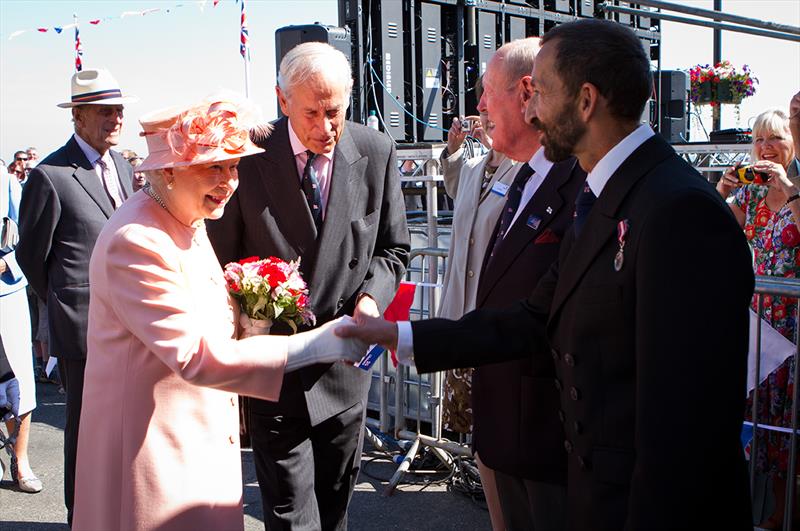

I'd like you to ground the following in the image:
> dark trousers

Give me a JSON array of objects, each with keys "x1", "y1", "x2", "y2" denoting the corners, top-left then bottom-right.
[
  {"x1": 58, "y1": 357, "x2": 85, "y2": 528},
  {"x1": 494, "y1": 469, "x2": 567, "y2": 531},
  {"x1": 250, "y1": 401, "x2": 365, "y2": 531}
]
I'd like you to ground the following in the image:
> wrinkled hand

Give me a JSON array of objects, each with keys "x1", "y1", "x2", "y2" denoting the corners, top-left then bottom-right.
[
  {"x1": 285, "y1": 316, "x2": 368, "y2": 372},
  {"x1": 353, "y1": 294, "x2": 380, "y2": 323},
  {"x1": 717, "y1": 166, "x2": 742, "y2": 198},
  {"x1": 0, "y1": 377, "x2": 20, "y2": 421},
  {"x1": 753, "y1": 159, "x2": 792, "y2": 193},
  {"x1": 335, "y1": 314, "x2": 399, "y2": 352}
]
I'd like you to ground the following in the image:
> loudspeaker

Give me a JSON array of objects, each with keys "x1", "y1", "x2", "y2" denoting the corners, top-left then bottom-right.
[
  {"x1": 274, "y1": 24, "x2": 352, "y2": 118},
  {"x1": 657, "y1": 70, "x2": 690, "y2": 143}
]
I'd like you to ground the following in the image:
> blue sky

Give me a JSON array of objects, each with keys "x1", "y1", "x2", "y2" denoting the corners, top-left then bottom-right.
[{"x1": 0, "y1": 0, "x2": 798, "y2": 161}]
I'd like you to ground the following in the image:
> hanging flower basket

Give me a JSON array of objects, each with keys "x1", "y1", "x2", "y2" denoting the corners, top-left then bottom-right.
[{"x1": 688, "y1": 61, "x2": 757, "y2": 106}]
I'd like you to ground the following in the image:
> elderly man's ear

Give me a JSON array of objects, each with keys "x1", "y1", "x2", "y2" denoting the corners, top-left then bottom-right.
[{"x1": 520, "y1": 75, "x2": 534, "y2": 107}]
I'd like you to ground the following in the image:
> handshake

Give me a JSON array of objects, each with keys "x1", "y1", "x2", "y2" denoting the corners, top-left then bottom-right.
[{"x1": 282, "y1": 314, "x2": 400, "y2": 372}]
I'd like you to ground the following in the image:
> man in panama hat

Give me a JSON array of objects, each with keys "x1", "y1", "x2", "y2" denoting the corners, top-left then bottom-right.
[{"x1": 17, "y1": 67, "x2": 136, "y2": 525}]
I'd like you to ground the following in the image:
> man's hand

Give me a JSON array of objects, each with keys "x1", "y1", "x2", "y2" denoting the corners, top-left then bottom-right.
[
  {"x1": 0, "y1": 377, "x2": 20, "y2": 422},
  {"x1": 335, "y1": 315, "x2": 399, "y2": 352},
  {"x1": 353, "y1": 294, "x2": 380, "y2": 323},
  {"x1": 446, "y1": 117, "x2": 469, "y2": 155}
]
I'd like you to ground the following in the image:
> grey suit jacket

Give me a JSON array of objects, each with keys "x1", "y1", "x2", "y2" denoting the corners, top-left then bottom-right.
[
  {"x1": 208, "y1": 118, "x2": 410, "y2": 425},
  {"x1": 16, "y1": 136, "x2": 133, "y2": 360}
]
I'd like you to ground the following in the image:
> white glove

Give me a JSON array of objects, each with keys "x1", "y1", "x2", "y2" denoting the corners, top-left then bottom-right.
[
  {"x1": 0, "y1": 377, "x2": 20, "y2": 421},
  {"x1": 285, "y1": 316, "x2": 369, "y2": 372}
]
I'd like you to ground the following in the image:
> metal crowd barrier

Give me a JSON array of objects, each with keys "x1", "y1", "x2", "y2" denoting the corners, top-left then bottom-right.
[
  {"x1": 364, "y1": 246, "x2": 474, "y2": 495},
  {"x1": 751, "y1": 276, "x2": 800, "y2": 531}
]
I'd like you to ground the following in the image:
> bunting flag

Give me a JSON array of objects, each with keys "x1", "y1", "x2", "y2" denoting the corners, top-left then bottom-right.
[
  {"x1": 74, "y1": 21, "x2": 83, "y2": 72},
  {"x1": 239, "y1": 0, "x2": 249, "y2": 60},
  {"x1": 5, "y1": 2, "x2": 196, "y2": 40}
]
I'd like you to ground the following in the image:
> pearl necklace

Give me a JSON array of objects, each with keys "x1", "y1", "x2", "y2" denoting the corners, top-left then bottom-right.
[{"x1": 144, "y1": 184, "x2": 168, "y2": 212}]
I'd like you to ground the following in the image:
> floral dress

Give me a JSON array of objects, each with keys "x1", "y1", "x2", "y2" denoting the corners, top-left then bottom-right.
[{"x1": 733, "y1": 185, "x2": 798, "y2": 478}]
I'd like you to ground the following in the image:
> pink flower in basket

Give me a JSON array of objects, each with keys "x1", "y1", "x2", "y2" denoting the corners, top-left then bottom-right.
[{"x1": 223, "y1": 256, "x2": 316, "y2": 335}]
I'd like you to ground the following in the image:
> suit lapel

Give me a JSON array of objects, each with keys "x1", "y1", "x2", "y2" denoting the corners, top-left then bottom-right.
[
  {"x1": 477, "y1": 159, "x2": 574, "y2": 305},
  {"x1": 477, "y1": 156, "x2": 517, "y2": 203},
  {"x1": 549, "y1": 135, "x2": 675, "y2": 319},
  {"x1": 110, "y1": 150, "x2": 134, "y2": 198},
  {"x1": 258, "y1": 118, "x2": 317, "y2": 256},
  {"x1": 66, "y1": 138, "x2": 115, "y2": 218},
  {"x1": 308, "y1": 128, "x2": 365, "y2": 295}
]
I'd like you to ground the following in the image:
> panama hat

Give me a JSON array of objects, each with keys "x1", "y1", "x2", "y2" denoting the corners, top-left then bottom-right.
[
  {"x1": 57, "y1": 68, "x2": 138, "y2": 108},
  {"x1": 137, "y1": 96, "x2": 266, "y2": 172}
]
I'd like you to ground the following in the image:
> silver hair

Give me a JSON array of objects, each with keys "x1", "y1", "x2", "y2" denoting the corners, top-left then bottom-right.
[
  {"x1": 494, "y1": 38, "x2": 539, "y2": 89},
  {"x1": 277, "y1": 42, "x2": 353, "y2": 100}
]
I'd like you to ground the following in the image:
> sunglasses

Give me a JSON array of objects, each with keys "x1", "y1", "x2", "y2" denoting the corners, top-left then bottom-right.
[{"x1": 15, "y1": 156, "x2": 28, "y2": 161}]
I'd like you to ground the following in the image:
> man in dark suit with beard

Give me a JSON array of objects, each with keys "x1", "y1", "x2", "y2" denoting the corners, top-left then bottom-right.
[
  {"x1": 17, "y1": 68, "x2": 135, "y2": 524},
  {"x1": 339, "y1": 19, "x2": 754, "y2": 530},
  {"x1": 208, "y1": 42, "x2": 409, "y2": 530}
]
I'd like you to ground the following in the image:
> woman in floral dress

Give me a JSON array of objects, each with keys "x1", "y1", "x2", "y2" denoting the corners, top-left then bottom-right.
[{"x1": 717, "y1": 108, "x2": 799, "y2": 529}]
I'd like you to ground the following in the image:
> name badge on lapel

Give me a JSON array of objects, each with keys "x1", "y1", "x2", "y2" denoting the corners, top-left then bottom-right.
[
  {"x1": 491, "y1": 182, "x2": 510, "y2": 197},
  {"x1": 614, "y1": 219, "x2": 629, "y2": 272},
  {"x1": 526, "y1": 215, "x2": 541, "y2": 230}
]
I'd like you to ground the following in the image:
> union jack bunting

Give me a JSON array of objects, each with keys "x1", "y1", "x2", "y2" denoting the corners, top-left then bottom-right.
[
  {"x1": 74, "y1": 24, "x2": 83, "y2": 72},
  {"x1": 239, "y1": 0, "x2": 249, "y2": 60}
]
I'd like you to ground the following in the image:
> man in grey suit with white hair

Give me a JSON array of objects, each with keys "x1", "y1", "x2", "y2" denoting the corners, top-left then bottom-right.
[
  {"x1": 208, "y1": 42, "x2": 410, "y2": 530},
  {"x1": 17, "y1": 68, "x2": 135, "y2": 525}
]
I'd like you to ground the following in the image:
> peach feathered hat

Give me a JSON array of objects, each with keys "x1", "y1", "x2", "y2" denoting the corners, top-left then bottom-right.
[{"x1": 137, "y1": 94, "x2": 267, "y2": 172}]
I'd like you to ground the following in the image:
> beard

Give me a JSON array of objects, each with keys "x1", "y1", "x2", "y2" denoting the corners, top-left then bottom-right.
[{"x1": 532, "y1": 102, "x2": 585, "y2": 162}]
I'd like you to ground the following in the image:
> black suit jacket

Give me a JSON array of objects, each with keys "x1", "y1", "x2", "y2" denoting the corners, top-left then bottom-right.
[
  {"x1": 208, "y1": 118, "x2": 410, "y2": 425},
  {"x1": 472, "y1": 157, "x2": 584, "y2": 484},
  {"x1": 16, "y1": 137, "x2": 133, "y2": 360},
  {"x1": 411, "y1": 135, "x2": 753, "y2": 530}
]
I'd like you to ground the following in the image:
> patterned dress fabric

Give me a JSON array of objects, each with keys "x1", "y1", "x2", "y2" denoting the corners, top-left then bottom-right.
[{"x1": 733, "y1": 185, "x2": 797, "y2": 478}]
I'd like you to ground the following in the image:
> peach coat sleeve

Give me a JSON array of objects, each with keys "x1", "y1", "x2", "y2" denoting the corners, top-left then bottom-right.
[{"x1": 106, "y1": 222, "x2": 287, "y2": 400}]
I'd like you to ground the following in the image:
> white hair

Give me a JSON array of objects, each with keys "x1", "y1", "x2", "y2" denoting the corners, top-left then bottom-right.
[
  {"x1": 277, "y1": 42, "x2": 353, "y2": 100},
  {"x1": 494, "y1": 38, "x2": 539, "y2": 89},
  {"x1": 751, "y1": 108, "x2": 794, "y2": 163}
]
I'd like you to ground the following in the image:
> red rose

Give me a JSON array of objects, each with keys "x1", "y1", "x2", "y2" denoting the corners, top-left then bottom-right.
[
  {"x1": 264, "y1": 264, "x2": 287, "y2": 288},
  {"x1": 757, "y1": 263, "x2": 766, "y2": 275},
  {"x1": 745, "y1": 225, "x2": 755, "y2": 241},
  {"x1": 774, "y1": 305, "x2": 786, "y2": 320},
  {"x1": 755, "y1": 212, "x2": 771, "y2": 227},
  {"x1": 764, "y1": 237, "x2": 773, "y2": 251},
  {"x1": 239, "y1": 256, "x2": 260, "y2": 265},
  {"x1": 781, "y1": 224, "x2": 800, "y2": 247}
]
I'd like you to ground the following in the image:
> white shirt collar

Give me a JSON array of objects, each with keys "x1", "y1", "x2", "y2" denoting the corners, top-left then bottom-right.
[
  {"x1": 528, "y1": 146, "x2": 554, "y2": 177},
  {"x1": 586, "y1": 124, "x2": 654, "y2": 197},
  {"x1": 287, "y1": 119, "x2": 333, "y2": 161},
  {"x1": 73, "y1": 133, "x2": 104, "y2": 165}
]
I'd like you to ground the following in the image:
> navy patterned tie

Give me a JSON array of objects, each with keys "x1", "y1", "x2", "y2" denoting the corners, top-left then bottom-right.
[
  {"x1": 573, "y1": 181, "x2": 597, "y2": 237},
  {"x1": 302, "y1": 150, "x2": 323, "y2": 234},
  {"x1": 486, "y1": 163, "x2": 535, "y2": 265}
]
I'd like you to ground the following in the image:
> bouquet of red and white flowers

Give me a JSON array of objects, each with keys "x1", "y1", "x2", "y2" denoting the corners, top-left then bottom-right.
[{"x1": 223, "y1": 256, "x2": 316, "y2": 337}]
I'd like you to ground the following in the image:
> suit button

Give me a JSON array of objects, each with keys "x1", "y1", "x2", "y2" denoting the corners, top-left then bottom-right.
[
  {"x1": 573, "y1": 421, "x2": 582, "y2": 434},
  {"x1": 564, "y1": 353, "x2": 575, "y2": 367},
  {"x1": 564, "y1": 440, "x2": 573, "y2": 454},
  {"x1": 570, "y1": 387, "x2": 580, "y2": 401},
  {"x1": 349, "y1": 258, "x2": 359, "y2": 268},
  {"x1": 551, "y1": 348, "x2": 560, "y2": 361},
  {"x1": 229, "y1": 435, "x2": 235, "y2": 444},
  {"x1": 468, "y1": 270, "x2": 474, "y2": 278},
  {"x1": 554, "y1": 378, "x2": 562, "y2": 391},
  {"x1": 577, "y1": 456, "x2": 587, "y2": 469},
  {"x1": 557, "y1": 410, "x2": 565, "y2": 423}
]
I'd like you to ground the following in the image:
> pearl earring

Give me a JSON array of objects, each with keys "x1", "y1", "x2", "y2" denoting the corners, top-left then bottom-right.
[{"x1": 167, "y1": 180, "x2": 174, "y2": 190}]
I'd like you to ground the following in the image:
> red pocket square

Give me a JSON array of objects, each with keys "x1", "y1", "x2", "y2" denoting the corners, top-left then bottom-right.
[{"x1": 534, "y1": 229, "x2": 560, "y2": 244}]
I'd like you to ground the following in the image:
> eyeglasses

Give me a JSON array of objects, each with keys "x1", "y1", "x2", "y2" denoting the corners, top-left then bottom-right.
[{"x1": 15, "y1": 156, "x2": 28, "y2": 162}]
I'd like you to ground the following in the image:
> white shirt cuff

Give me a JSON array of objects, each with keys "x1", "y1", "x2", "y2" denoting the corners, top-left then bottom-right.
[{"x1": 395, "y1": 321, "x2": 415, "y2": 367}]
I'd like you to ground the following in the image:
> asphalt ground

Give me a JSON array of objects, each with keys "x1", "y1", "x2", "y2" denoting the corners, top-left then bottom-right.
[{"x1": 0, "y1": 380, "x2": 490, "y2": 531}]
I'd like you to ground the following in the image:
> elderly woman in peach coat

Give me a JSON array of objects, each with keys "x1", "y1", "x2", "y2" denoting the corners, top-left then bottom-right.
[{"x1": 72, "y1": 98, "x2": 365, "y2": 531}]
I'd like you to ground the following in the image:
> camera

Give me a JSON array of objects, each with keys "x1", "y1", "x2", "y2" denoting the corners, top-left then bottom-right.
[
  {"x1": 736, "y1": 165, "x2": 769, "y2": 185},
  {"x1": 460, "y1": 118, "x2": 472, "y2": 132}
]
